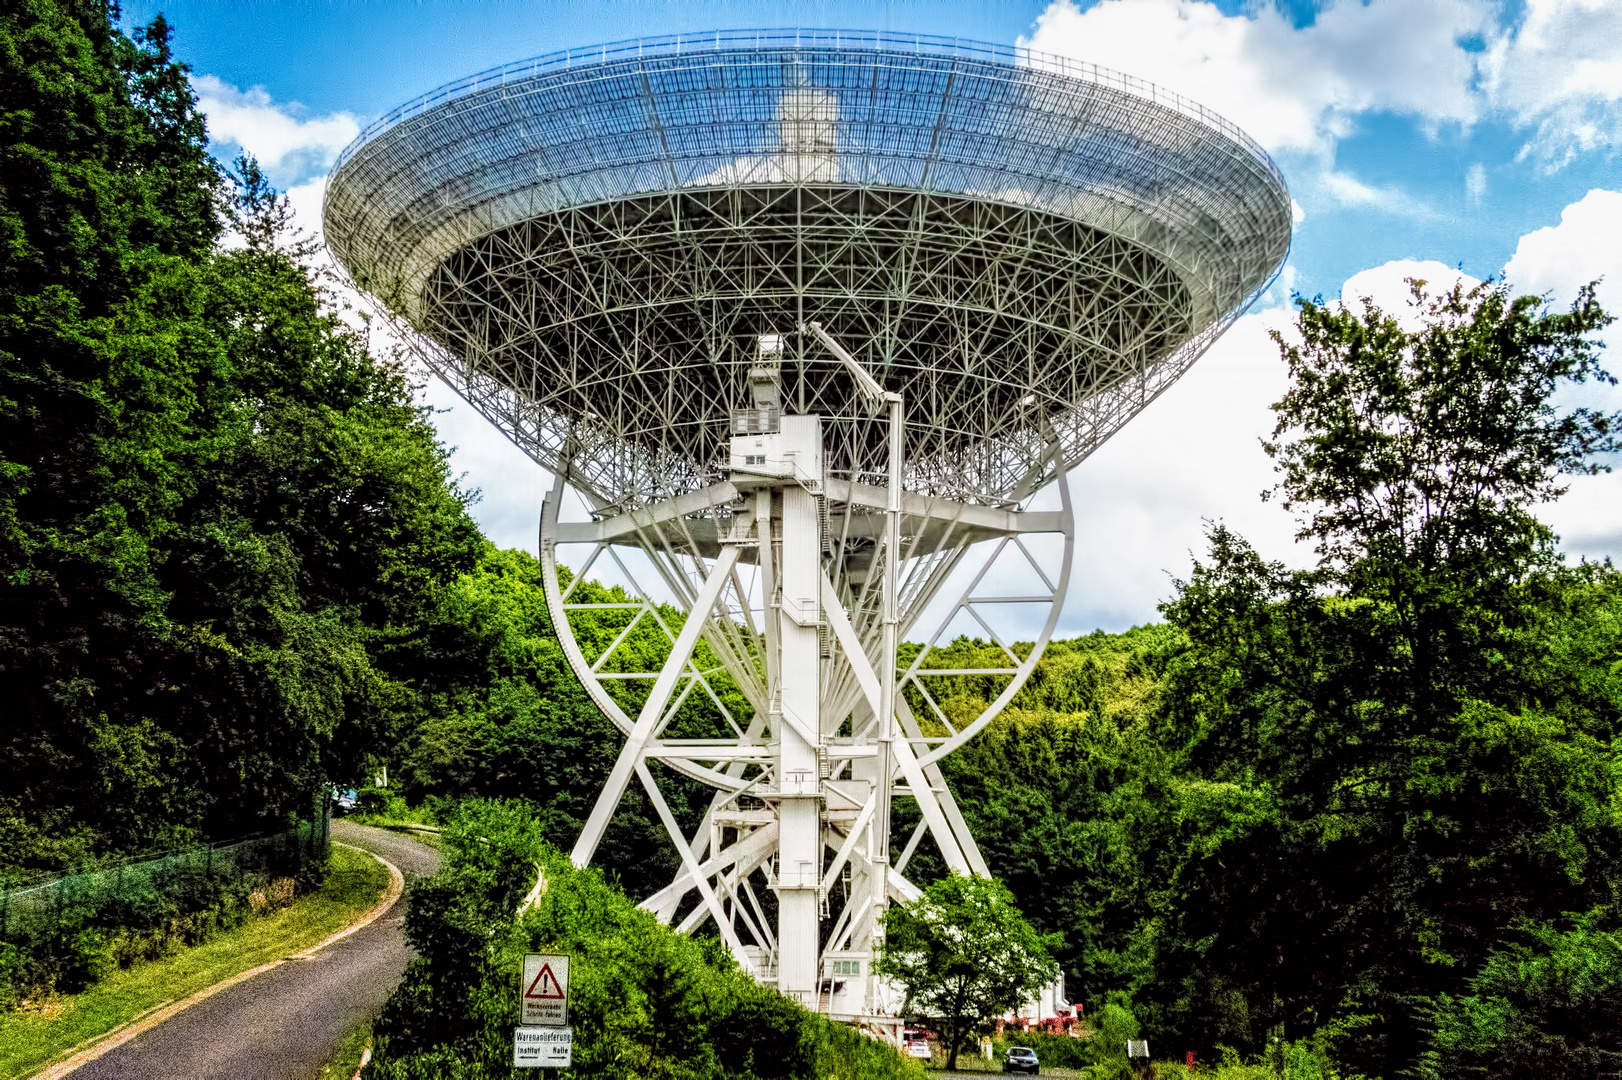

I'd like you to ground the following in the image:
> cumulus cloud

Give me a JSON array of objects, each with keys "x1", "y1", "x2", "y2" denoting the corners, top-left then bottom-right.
[
  {"x1": 1503, "y1": 188, "x2": 1622, "y2": 312},
  {"x1": 1060, "y1": 307, "x2": 1302, "y2": 630},
  {"x1": 1021, "y1": 0, "x2": 1490, "y2": 156},
  {"x1": 1502, "y1": 189, "x2": 1622, "y2": 561},
  {"x1": 1482, "y1": 0, "x2": 1622, "y2": 169},
  {"x1": 1338, "y1": 258, "x2": 1481, "y2": 327},
  {"x1": 195, "y1": 75, "x2": 359, "y2": 177},
  {"x1": 1022, "y1": 0, "x2": 1622, "y2": 175}
]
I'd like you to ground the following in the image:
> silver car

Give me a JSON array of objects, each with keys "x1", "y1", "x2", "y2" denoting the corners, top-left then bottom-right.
[{"x1": 1003, "y1": 1046, "x2": 1039, "y2": 1075}]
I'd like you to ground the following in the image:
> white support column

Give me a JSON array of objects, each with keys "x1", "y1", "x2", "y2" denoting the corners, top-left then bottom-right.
[{"x1": 773, "y1": 415, "x2": 824, "y2": 1004}]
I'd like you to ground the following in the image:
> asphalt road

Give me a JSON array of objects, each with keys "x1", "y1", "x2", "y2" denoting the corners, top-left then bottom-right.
[{"x1": 71, "y1": 821, "x2": 440, "y2": 1080}]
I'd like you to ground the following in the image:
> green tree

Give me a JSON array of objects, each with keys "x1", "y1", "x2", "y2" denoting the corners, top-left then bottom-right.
[
  {"x1": 0, "y1": 0, "x2": 484, "y2": 870},
  {"x1": 1147, "y1": 278, "x2": 1622, "y2": 1073},
  {"x1": 875, "y1": 871, "x2": 1060, "y2": 1070},
  {"x1": 1, "y1": 0, "x2": 222, "y2": 865},
  {"x1": 1421, "y1": 912, "x2": 1622, "y2": 1079}
]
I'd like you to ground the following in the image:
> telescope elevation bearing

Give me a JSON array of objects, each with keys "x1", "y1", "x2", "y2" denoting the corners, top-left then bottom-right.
[{"x1": 324, "y1": 28, "x2": 1290, "y2": 1031}]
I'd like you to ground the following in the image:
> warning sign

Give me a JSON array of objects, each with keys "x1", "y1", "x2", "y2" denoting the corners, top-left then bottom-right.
[
  {"x1": 514, "y1": 1026, "x2": 571, "y2": 1068},
  {"x1": 521, "y1": 954, "x2": 569, "y2": 1026}
]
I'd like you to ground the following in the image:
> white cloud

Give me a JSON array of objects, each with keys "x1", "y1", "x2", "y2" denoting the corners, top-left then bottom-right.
[
  {"x1": 284, "y1": 176, "x2": 328, "y2": 241},
  {"x1": 1503, "y1": 188, "x2": 1622, "y2": 312},
  {"x1": 1023, "y1": 0, "x2": 1622, "y2": 176},
  {"x1": 1320, "y1": 171, "x2": 1432, "y2": 217},
  {"x1": 420, "y1": 378, "x2": 552, "y2": 555},
  {"x1": 1021, "y1": 0, "x2": 1490, "y2": 156},
  {"x1": 1482, "y1": 0, "x2": 1622, "y2": 168},
  {"x1": 195, "y1": 75, "x2": 359, "y2": 178},
  {"x1": 1338, "y1": 258, "x2": 1481, "y2": 328},
  {"x1": 1466, "y1": 162, "x2": 1487, "y2": 203},
  {"x1": 1061, "y1": 306, "x2": 1303, "y2": 630},
  {"x1": 1502, "y1": 189, "x2": 1622, "y2": 560}
]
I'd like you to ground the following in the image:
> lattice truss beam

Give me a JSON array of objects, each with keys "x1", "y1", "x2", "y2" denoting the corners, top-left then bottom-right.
[
  {"x1": 324, "y1": 34, "x2": 1292, "y2": 514},
  {"x1": 538, "y1": 444, "x2": 1074, "y2": 1016},
  {"x1": 419, "y1": 186, "x2": 1201, "y2": 507}
]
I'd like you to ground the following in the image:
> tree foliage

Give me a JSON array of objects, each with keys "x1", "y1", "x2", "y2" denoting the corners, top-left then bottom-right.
[
  {"x1": 0, "y1": 0, "x2": 482, "y2": 872},
  {"x1": 369, "y1": 799, "x2": 922, "y2": 1080},
  {"x1": 1266, "y1": 279, "x2": 1615, "y2": 582},
  {"x1": 1142, "y1": 280, "x2": 1622, "y2": 1074},
  {"x1": 875, "y1": 871, "x2": 1059, "y2": 1070},
  {"x1": 1421, "y1": 912, "x2": 1622, "y2": 1079}
]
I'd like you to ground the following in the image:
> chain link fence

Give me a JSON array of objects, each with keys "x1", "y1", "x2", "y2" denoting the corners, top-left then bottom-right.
[{"x1": 0, "y1": 812, "x2": 331, "y2": 1004}]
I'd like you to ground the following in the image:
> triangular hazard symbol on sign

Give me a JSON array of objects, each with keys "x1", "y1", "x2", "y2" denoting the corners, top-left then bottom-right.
[{"x1": 525, "y1": 963, "x2": 565, "y2": 1000}]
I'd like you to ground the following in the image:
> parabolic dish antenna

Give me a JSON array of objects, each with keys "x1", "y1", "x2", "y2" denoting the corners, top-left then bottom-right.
[{"x1": 326, "y1": 29, "x2": 1289, "y2": 1031}]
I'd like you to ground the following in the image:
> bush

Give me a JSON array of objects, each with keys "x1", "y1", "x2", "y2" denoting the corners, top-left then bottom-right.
[
  {"x1": 0, "y1": 819, "x2": 326, "y2": 1007},
  {"x1": 996, "y1": 1029, "x2": 1091, "y2": 1069},
  {"x1": 1419, "y1": 913, "x2": 1622, "y2": 1079},
  {"x1": 1081, "y1": 998, "x2": 1142, "y2": 1077},
  {"x1": 366, "y1": 798, "x2": 923, "y2": 1079}
]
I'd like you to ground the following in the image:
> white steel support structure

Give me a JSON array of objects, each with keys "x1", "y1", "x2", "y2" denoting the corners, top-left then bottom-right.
[
  {"x1": 542, "y1": 328, "x2": 1076, "y2": 1026},
  {"x1": 324, "y1": 27, "x2": 1291, "y2": 1034}
]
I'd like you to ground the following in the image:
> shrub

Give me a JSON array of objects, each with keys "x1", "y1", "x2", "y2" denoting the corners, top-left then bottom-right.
[
  {"x1": 0, "y1": 820, "x2": 326, "y2": 1007},
  {"x1": 366, "y1": 798, "x2": 923, "y2": 1079},
  {"x1": 1419, "y1": 913, "x2": 1622, "y2": 1079},
  {"x1": 996, "y1": 1029, "x2": 1091, "y2": 1069}
]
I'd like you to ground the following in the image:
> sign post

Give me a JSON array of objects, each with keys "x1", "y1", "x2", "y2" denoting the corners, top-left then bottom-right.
[{"x1": 515, "y1": 954, "x2": 571, "y2": 1069}]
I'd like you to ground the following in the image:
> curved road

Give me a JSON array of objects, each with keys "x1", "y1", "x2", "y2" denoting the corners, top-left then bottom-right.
[{"x1": 71, "y1": 821, "x2": 439, "y2": 1080}]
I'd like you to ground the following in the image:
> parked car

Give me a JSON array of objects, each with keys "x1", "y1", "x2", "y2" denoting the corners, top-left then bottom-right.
[
  {"x1": 1003, "y1": 1046, "x2": 1040, "y2": 1075},
  {"x1": 332, "y1": 787, "x2": 358, "y2": 814}
]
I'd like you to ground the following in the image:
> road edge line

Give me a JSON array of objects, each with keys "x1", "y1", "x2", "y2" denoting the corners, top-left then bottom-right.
[
  {"x1": 290, "y1": 843, "x2": 405, "y2": 958},
  {"x1": 31, "y1": 843, "x2": 405, "y2": 1080}
]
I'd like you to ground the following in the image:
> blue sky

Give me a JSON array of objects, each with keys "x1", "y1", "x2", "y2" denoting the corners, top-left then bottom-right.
[{"x1": 124, "y1": 0, "x2": 1622, "y2": 631}]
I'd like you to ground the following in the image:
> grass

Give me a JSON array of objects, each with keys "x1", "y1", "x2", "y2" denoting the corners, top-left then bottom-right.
[
  {"x1": 1, "y1": 843, "x2": 390, "y2": 1079},
  {"x1": 316, "y1": 1018, "x2": 372, "y2": 1080}
]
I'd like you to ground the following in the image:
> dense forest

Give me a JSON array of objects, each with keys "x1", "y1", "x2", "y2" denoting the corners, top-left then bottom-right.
[
  {"x1": 0, "y1": 0, "x2": 488, "y2": 869},
  {"x1": 4, "y1": 3, "x2": 1621, "y2": 1079}
]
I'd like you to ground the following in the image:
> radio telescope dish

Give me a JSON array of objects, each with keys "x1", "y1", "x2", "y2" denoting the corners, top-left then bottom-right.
[{"x1": 325, "y1": 29, "x2": 1289, "y2": 1031}]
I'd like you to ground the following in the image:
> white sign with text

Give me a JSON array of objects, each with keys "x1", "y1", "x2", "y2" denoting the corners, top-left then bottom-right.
[{"x1": 514, "y1": 1026, "x2": 571, "y2": 1068}]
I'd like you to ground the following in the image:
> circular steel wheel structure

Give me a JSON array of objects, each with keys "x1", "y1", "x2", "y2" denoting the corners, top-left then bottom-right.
[{"x1": 325, "y1": 28, "x2": 1290, "y2": 1026}]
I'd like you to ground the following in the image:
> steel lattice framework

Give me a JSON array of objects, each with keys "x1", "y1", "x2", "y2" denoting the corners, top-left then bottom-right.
[
  {"x1": 325, "y1": 29, "x2": 1290, "y2": 507},
  {"x1": 324, "y1": 29, "x2": 1290, "y2": 1031}
]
